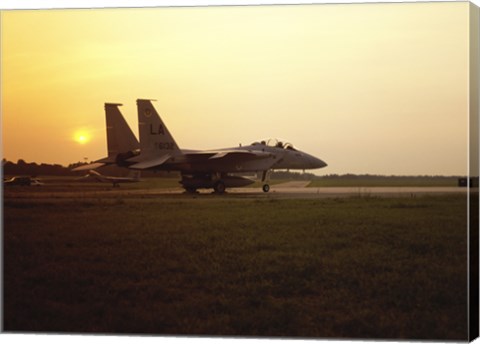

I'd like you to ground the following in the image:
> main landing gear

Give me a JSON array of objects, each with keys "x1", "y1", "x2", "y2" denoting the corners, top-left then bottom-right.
[
  {"x1": 181, "y1": 172, "x2": 266, "y2": 194},
  {"x1": 213, "y1": 180, "x2": 226, "y2": 194}
]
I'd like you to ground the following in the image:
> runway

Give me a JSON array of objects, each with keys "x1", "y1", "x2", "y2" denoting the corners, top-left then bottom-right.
[
  {"x1": 3, "y1": 180, "x2": 470, "y2": 200},
  {"x1": 216, "y1": 185, "x2": 469, "y2": 199},
  {"x1": 58, "y1": 185, "x2": 471, "y2": 199}
]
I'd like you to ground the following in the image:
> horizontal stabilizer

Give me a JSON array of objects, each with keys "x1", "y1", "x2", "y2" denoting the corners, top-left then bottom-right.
[
  {"x1": 72, "y1": 162, "x2": 106, "y2": 171},
  {"x1": 88, "y1": 169, "x2": 101, "y2": 176},
  {"x1": 95, "y1": 156, "x2": 117, "y2": 164},
  {"x1": 128, "y1": 154, "x2": 171, "y2": 170}
]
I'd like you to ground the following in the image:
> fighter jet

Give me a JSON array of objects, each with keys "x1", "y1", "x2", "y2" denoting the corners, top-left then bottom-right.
[
  {"x1": 125, "y1": 99, "x2": 327, "y2": 193},
  {"x1": 73, "y1": 103, "x2": 140, "y2": 171},
  {"x1": 83, "y1": 169, "x2": 141, "y2": 187}
]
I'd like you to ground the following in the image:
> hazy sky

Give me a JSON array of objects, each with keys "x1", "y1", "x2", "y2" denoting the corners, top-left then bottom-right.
[{"x1": 1, "y1": 2, "x2": 472, "y2": 175}]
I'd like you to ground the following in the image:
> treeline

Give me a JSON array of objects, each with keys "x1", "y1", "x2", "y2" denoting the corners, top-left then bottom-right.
[
  {"x1": 3, "y1": 159, "x2": 72, "y2": 177},
  {"x1": 272, "y1": 172, "x2": 464, "y2": 181},
  {"x1": 2, "y1": 159, "x2": 466, "y2": 180},
  {"x1": 270, "y1": 170, "x2": 316, "y2": 180},
  {"x1": 2, "y1": 159, "x2": 178, "y2": 178}
]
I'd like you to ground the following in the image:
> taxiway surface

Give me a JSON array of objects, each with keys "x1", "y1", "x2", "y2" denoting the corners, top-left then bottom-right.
[{"x1": 3, "y1": 180, "x2": 470, "y2": 200}]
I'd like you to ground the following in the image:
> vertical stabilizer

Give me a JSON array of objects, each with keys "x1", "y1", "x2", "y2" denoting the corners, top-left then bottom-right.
[
  {"x1": 136, "y1": 99, "x2": 181, "y2": 158},
  {"x1": 105, "y1": 103, "x2": 139, "y2": 158}
]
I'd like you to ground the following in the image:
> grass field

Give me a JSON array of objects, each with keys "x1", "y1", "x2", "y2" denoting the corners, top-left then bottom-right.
[
  {"x1": 35, "y1": 176, "x2": 183, "y2": 189},
  {"x1": 3, "y1": 194, "x2": 468, "y2": 340},
  {"x1": 5, "y1": 175, "x2": 461, "y2": 190}
]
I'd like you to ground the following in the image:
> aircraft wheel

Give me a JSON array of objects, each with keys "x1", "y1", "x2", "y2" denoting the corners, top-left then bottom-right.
[
  {"x1": 262, "y1": 184, "x2": 270, "y2": 193},
  {"x1": 214, "y1": 181, "x2": 226, "y2": 194}
]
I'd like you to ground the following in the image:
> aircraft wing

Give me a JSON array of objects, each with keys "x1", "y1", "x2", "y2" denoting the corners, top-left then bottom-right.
[
  {"x1": 186, "y1": 150, "x2": 273, "y2": 161},
  {"x1": 127, "y1": 150, "x2": 275, "y2": 171},
  {"x1": 86, "y1": 170, "x2": 140, "y2": 184},
  {"x1": 72, "y1": 162, "x2": 106, "y2": 171},
  {"x1": 71, "y1": 155, "x2": 119, "y2": 171}
]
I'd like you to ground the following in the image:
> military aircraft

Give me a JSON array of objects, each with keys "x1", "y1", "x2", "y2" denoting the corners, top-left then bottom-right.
[
  {"x1": 73, "y1": 103, "x2": 140, "y2": 171},
  {"x1": 124, "y1": 99, "x2": 327, "y2": 193},
  {"x1": 4, "y1": 176, "x2": 44, "y2": 186},
  {"x1": 82, "y1": 169, "x2": 141, "y2": 187}
]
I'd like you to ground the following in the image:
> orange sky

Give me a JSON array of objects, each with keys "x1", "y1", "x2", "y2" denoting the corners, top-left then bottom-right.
[{"x1": 1, "y1": 2, "x2": 473, "y2": 175}]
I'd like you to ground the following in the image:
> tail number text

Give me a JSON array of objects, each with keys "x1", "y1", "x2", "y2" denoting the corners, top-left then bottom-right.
[{"x1": 155, "y1": 142, "x2": 175, "y2": 150}]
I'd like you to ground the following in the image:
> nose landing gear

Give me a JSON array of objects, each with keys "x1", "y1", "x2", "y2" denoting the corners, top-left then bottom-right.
[{"x1": 261, "y1": 170, "x2": 271, "y2": 193}]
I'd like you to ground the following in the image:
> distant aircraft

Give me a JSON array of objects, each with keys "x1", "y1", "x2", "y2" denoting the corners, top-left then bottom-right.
[
  {"x1": 73, "y1": 103, "x2": 140, "y2": 171},
  {"x1": 81, "y1": 169, "x2": 141, "y2": 187},
  {"x1": 124, "y1": 99, "x2": 327, "y2": 193},
  {"x1": 4, "y1": 176, "x2": 44, "y2": 186}
]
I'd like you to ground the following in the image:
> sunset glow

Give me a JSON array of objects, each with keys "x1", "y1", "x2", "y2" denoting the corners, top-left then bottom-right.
[
  {"x1": 1, "y1": 2, "x2": 473, "y2": 175},
  {"x1": 74, "y1": 131, "x2": 91, "y2": 145}
]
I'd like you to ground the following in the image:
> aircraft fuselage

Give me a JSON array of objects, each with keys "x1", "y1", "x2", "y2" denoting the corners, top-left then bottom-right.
[{"x1": 143, "y1": 142, "x2": 327, "y2": 174}]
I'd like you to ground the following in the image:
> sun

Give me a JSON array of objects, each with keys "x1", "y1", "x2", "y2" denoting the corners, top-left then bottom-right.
[{"x1": 74, "y1": 131, "x2": 91, "y2": 144}]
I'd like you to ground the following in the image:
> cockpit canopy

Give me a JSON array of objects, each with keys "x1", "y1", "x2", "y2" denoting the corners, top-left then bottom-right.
[{"x1": 251, "y1": 138, "x2": 297, "y2": 151}]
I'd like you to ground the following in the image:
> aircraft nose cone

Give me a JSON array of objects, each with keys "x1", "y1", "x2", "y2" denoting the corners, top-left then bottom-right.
[{"x1": 310, "y1": 156, "x2": 327, "y2": 169}]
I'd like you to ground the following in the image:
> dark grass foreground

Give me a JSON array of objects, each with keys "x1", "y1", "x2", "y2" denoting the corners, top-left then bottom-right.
[{"x1": 3, "y1": 195, "x2": 468, "y2": 340}]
